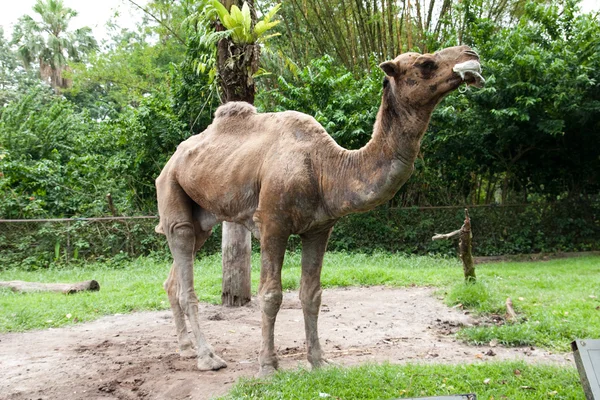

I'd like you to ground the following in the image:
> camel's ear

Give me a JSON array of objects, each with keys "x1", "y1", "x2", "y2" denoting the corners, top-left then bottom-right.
[{"x1": 379, "y1": 61, "x2": 399, "y2": 77}]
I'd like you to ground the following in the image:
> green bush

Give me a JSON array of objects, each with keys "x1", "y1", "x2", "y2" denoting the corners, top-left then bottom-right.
[
  {"x1": 1, "y1": 197, "x2": 597, "y2": 270},
  {"x1": 257, "y1": 55, "x2": 381, "y2": 150},
  {"x1": 329, "y1": 197, "x2": 600, "y2": 255}
]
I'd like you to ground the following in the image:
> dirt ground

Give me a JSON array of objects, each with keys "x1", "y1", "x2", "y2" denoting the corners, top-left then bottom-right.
[{"x1": 0, "y1": 286, "x2": 574, "y2": 400}]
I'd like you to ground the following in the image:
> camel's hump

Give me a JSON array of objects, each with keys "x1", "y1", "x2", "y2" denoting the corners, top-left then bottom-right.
[{"x1": 214, "y1": 102, "x2": 257, "y2": 119}]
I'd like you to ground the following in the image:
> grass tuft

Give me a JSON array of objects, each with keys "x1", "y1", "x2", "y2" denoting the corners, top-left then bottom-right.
[
  {"x1": 219, "y1": 362, "x2": 583, "y2": 399},
  {"x1": 446, "y1": 281, "x2": 502, "y2": 312}
]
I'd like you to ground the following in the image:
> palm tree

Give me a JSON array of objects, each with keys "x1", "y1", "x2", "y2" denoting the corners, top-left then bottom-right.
[{"x1": 11, "y1": 0, "x2": 97, "y2": 91}]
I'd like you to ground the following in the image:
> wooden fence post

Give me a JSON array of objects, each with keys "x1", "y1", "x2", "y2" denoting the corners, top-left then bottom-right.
[
  {"x1": 432, "y1": 208, "x2": 476, "y2": 282},
  {"x1": 459, "y1": 209, "x2": 475, "y2": 281}
]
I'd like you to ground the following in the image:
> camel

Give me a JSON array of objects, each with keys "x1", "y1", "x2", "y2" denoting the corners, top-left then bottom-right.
[{"x1": 155, "y1": 45, "x2": 485, "y2": 376}]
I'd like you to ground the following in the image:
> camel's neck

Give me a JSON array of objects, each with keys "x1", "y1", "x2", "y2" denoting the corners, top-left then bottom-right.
[{"x1": 324, "y1": 93, "x2": 433, "y2": 217}]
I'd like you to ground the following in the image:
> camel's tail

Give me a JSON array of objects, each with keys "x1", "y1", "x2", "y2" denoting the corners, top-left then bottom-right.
[{"x1": 155, "y1": 220, "x2": 165, "y2": 235}]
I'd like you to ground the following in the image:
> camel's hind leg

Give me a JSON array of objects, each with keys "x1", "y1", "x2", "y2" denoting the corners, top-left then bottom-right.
[
  {"x1": 164, "y1": 264, "x2": 195, "y2": 358},
  {"x1": 157, "y1": 179, "x2": 226, "y2": 371}
]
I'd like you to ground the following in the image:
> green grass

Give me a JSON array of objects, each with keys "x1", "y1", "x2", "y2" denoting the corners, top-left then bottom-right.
[
  {"x1": 2, "y1": 253, "x2": 595, "y2": 399},
  {"x1": 0, "y1": 252, "x2": 460, "y2": 332},
  {"x1": 443, "y1": 257, "x2": 600, "y2": 351},
  {"x1": 1, "y1": 253, "x2": 599, "y2": 354},
  {"x1": 0, "y1": 257, "x2": 170, "y2": 331},
  {"x1": 219, "y1": 362, "x2": 583, "y2": 399}
]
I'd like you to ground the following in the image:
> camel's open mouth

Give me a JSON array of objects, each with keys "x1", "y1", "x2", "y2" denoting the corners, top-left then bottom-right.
[{"x1": 453, "y1": 60, "x2": 485, "y2": 88}]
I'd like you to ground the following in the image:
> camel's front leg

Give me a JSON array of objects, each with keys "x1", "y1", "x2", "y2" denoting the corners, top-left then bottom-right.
[
  {"x1": 300, "y1": 228, "x2": 333, "y2": 368},
  {"x1": 257, "y1": 230, "x2": 288, "y2": 377}
]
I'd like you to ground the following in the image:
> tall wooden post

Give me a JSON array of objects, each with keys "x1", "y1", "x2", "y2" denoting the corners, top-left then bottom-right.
[
  {"x1": 217, "y1": 0, "x2": 258, "y2": 306},
  {"x1": 221, "y1": 222, "x2": 252, "y2": 305}
]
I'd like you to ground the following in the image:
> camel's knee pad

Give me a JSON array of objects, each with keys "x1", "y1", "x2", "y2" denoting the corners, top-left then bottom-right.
[{"x1": 260, "y1": 291, "x2": 283, "y2": 317}]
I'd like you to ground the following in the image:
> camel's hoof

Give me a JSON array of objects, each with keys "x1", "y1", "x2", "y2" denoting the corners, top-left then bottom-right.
[
  {"x1": 256, "y1": 365, "x2": 277, "y2": 378},
  {"x1": 197, "y1": 353, "x2": 227, "y2": 371},
  {"x1": 177, "y1": 338, "x2": 196, "y2": 358},
  {"x1": 178, "y1": 347, "x2": 197, "y2": 359}
]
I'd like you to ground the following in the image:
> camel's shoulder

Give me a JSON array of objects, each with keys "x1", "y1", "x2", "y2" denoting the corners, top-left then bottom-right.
[{"x1": 274, "y1": 110, "x2": 321, "y2": 126}]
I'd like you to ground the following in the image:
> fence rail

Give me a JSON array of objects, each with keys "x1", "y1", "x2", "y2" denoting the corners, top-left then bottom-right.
[
  {"x1": 0, "y1": 199, "x2": 598, "y2": 270},
  {"x1": 0, "y1": 203, "x2": 530, "y2": 224}
]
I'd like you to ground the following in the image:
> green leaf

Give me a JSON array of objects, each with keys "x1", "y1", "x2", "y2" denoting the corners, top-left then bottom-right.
[
  {"x1": 256, "y1": 32, "x2": 281, "y2": 44},
  {"x1": 230, "y1": 5, "x2": 244, "y2": 27},
  {"x1": 265, "y1": 3, "x2": 281, "y2": 22},
  {"x1": 241, "y1": 2, "x2": 252, "y2": 37},
  {"x1": 254, "y1": 20, "x2": 266, "y2": 36},
  {"x1": 195, "y1": 61, "x2": 207, "y2": 74},
  {"x1": 254, "y1": 20, "x2": 281, "y2": 37},
  {"x1": 211, "y1": 0, "x2": 230, "y2": 26},
  {"x1": 222, "y1": 14, "x2": 235, "y2": 30},
  {"x1": 252, "y1": 67, "x2": 271, "y2": 78},
  {"x1": 208, "y1": 67, "x2": 216, "y2": 83},
  {"x1": 231, "y1": 26, "x2": 245, "y2": 43}
]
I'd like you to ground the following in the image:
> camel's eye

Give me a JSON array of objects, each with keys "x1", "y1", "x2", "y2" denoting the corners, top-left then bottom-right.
[{"x1": 418, "y1": 60, "x2": 437, "y2": 77}]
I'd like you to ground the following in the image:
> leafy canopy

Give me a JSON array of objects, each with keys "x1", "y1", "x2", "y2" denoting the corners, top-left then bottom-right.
[{"x1": 11, "y1": 0, "x2": 97, "y2": 90}]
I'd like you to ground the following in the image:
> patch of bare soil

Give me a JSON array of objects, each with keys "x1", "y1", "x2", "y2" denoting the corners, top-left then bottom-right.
[{"x1": 0, "y1": 286, "x2": 574, "y2": 400}]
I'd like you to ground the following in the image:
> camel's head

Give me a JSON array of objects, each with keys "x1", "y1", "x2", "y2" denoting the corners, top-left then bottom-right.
[{"x1": 379, "y1": 45, "x2": 485, "y2": 108}]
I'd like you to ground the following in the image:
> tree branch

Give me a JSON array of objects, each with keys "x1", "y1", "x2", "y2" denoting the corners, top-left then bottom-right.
[
  {"x1": 432, "y1": 229, "x2": 461, "y2": 241},
  {"x1": 0, "y1": 280, "x2": 100, "y2": 294},
  {"x1": 126, "y1": 0, "x2": 187, "y2": 46}
]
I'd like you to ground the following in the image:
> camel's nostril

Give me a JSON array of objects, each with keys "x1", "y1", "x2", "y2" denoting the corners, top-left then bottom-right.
[{"x1": 464, "y1": 50, "x2": 479, "y2": 59}]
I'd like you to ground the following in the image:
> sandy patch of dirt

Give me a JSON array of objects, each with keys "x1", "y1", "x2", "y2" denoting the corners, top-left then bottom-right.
[{"x1": 0, "y1": 286, "x2": 574, "y2": 400}]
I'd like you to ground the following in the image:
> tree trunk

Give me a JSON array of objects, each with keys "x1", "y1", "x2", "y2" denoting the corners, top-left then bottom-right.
[
  {"x1": 459, "y1": 209, "x2": 475, "y2": 282},
  {"x1": 0, "y1": 280, "x2": 100, "y2": 294},
  {"x1": 216, "y1": 41, "x2": 259, "y2": 104},
  {"x1": 217, "y1": 0, "x2": 258, "y2": 307},
  {"x1": 221, "y1": 222, "x2": 252, "y2": 306}
]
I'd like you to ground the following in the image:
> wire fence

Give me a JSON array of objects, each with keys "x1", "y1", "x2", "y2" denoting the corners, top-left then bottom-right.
[
  {"x1": 0, "y1": 201, "x2": 531, "y2": 224},
  {"x1": 0, "y1": 203, "x2": 524, "y2": 265},
  {"x1": 0, "y1": 216, "x2": 170, "y2": 269},
  {"x1": 1, "y1": 200, "x2": 598, "y2": 270},
  {"x1": 0, "y1": 216, "x2": 158, "y2": 223}
]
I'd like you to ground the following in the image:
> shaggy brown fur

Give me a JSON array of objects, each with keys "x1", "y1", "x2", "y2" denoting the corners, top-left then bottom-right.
[{"x1": 155, "y1": 45, "x2": 484, "y2": 375}]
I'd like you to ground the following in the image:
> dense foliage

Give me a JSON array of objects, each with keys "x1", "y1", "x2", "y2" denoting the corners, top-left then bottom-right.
[
  {"x1": 0, "y1": 0, "x2": 599, "y2": 267},
  {"x1": 258, "y1": 55, "x2": 382, "y2": 149},
  {"x1": 263, "y1": 1, "x2": 600, "y2": 206},
  {"x1": 427, "y1": 2, "x2": 600, "y2": 204}
]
